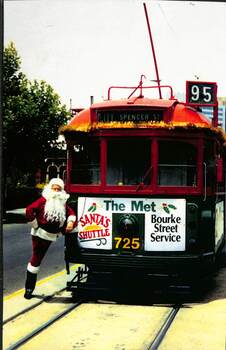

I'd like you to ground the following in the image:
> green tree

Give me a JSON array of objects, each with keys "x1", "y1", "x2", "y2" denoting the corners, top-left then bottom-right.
[{"x1": 3, "y1": 42, "x2": 69, "y2": 197}]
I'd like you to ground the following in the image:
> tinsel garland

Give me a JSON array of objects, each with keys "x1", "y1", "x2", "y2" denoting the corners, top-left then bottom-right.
[{"x1": 60, "y1": 120, "x2": 226, "y2": 144}]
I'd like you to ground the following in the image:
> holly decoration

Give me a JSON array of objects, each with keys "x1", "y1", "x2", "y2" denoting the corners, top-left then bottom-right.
[
  {"x1": 88, "y1": 203, "x2": 97, "y2": 212},
  {"x1": 162, "y1": 203, "x2": 177, "y2": 213}
]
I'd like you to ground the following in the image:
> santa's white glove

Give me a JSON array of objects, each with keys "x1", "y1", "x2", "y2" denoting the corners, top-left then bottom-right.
[{"x1": 29, "y1": 218, "x2": 38, "y2": 229}]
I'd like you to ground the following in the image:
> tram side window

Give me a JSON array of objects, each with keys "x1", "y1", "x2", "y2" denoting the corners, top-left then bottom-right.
[
  {"x1": 158, "y1": 141, "x2": 197, "y2": 186},
  {"x1": 71, "y1": 140, "x2": 100, "y2": 184},
  {"x1": 204, "y1": 141, "x2": 215, "y2": 188},
  {"x1": 107, "y1": 139, "x2": 151, "y2": 185}
]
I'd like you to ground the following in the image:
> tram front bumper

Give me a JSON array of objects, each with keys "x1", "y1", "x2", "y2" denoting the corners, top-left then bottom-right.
[{"x1": 68, "y1": 251, "x2": 215, "y2": 278}]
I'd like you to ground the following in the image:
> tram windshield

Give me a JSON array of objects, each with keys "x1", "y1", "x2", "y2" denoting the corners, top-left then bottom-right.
[
  {"x1": 71, "y1": 140, "x2": 100, "y2": 184},
  {"x1": 70, "y1": 137, "x2": 199, "y2": 189},
  {"x1": 158, "y1": 141, "x2": 197, "y2": 186},
  {"x1": 107, "y1": 138, "x2": 151, "y2": 185}
]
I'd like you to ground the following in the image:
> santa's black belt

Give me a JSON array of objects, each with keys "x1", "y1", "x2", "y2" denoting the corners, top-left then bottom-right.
[{"x1": 39, "y1": 223, "x2": 63, "y2": 234}]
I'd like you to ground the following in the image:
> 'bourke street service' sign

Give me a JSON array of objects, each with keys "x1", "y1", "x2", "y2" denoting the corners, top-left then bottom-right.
[{"x1": 77, "y1": 197, "x2": 186, "y2": 252}]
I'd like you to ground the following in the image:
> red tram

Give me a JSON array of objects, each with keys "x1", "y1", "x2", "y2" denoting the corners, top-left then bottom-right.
[
  {"x1": 60, "y1": 79, "x2": 226, "y2": 295},
  {"x1": 60, "y1": 4, "x2": 226, "y2": 296}
]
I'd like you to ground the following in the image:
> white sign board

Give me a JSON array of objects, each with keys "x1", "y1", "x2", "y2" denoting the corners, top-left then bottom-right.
[{"x1": 77, "y1": 197, "x2": 186, "y2": 252}]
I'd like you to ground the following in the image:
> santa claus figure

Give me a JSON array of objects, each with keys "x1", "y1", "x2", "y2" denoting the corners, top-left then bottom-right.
[{"x1": 24, "y1": 178, "x2": 76, "y2": 299}]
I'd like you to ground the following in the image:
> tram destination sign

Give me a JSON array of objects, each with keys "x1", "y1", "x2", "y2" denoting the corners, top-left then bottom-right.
[
  {"x1": 186, "y1": 81, "x2": 217, "y2": 106},
  {"x1": 96, "y1": 109, "x2": 164, "y2": 123}
]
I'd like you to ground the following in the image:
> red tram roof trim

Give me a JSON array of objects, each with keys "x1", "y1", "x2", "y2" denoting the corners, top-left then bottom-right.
[
  {"x1": 60, "y1": 108, "x2": 91, "y2": 133},
  {"x1": 60, "y1": 97, "x2": 177, "y2": 134},
  {"x1": 92, "y1": 97, "x2": 176, "y2": 108},
  {"x1": 171, "y1": 104, "x2": 211, "y2": 125},
  {"x1": 59, "y1": 99, "x2": 226, "y2": 144}
]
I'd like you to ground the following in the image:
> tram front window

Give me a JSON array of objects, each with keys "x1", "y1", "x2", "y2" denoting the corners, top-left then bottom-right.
[
  {"x1": 158, "y1": 141, "x2": 197, "y2": 186},
  {"x1": 107, "y1": 139, "x2": 151, "y2": 185},
  {"x1": 71, "y1": 140, "x2": 100, "y2": 184}
]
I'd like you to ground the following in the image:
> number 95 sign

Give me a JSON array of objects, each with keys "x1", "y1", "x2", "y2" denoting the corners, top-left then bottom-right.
[{"x1": 186, "y1": 81, "x2": 217, "y2": 106}]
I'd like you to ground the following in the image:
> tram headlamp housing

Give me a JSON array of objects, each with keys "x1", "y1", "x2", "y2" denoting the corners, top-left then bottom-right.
[
  {"x1": 187, "y1": 203, "x2": 199, "y2": 249},
  {"x1": 118, "y1": 214, "x2": 138, "y2": 236}
]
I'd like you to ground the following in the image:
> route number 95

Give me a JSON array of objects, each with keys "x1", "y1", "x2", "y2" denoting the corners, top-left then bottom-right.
[
  {"x1": 186, "y1": 81, "x2": 217, "y2": 106},
  {"x1": 114, "y1": 237, "x2": 141, "y2": 250}
]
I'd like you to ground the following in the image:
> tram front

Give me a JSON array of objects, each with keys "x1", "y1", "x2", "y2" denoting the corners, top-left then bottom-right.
[{"x1": 60, "y1": 88, "x2": 225, "y2": 286}]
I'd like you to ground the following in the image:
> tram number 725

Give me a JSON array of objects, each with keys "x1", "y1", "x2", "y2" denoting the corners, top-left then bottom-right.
[{"x1": 114, "y1": 237, "x2": 141, "y2": 250}]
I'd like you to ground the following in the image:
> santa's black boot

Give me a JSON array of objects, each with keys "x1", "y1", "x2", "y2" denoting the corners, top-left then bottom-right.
[{"x1": 24, "y1": 270, "x2": 37, "y2": 299}]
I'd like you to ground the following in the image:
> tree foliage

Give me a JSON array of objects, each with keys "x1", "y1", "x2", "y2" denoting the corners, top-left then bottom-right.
[{"x1": 3, "y1": 42, "x2": 69, "y2": 187}]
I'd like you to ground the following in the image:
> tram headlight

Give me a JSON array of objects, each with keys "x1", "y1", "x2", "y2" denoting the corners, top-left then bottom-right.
[
  {"x1": 187, "y1": 203, "x2": 199, "y2": 249},
  {"x1": 118, "y1": 214, "x2": 138, "y2": 236},
  {"x1": 188, "y1": 238, "x2": 197, "y2": 247}
]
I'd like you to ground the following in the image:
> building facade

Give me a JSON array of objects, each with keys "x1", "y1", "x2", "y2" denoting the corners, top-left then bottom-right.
[{"x1": 201, "y1": 105, "x2": 226, "y2": 131}]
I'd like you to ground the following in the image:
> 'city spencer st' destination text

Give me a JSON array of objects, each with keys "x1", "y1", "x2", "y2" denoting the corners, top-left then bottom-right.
[{"x1": 103, "y1": 200, "x2": 156, "y2": 212}]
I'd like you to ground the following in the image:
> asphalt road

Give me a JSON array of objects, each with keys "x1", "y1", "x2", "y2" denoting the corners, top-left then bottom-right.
[{"x1": 3, "y1": 215, "x2": 66, "y2": 296}]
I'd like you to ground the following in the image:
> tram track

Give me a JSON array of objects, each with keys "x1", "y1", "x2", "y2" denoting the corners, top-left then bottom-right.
[
  {"x1": 3, "y1": 288, "x2": 83, "y2": 350},
  {"x1": 3, "y1": 287, "x2": 67, "y2": 325},
  {"x1": 4, "y1": 289, "x2": 182, "y2": 350},
  {"x1": 5, "y1": 294, "x2": 225, "y2": 350},
  {"x1": 5, "y1": 301, "x2": 82, "y2": 350},
  {"x1": 148, "y1": 304, "x2": 181, "y2": 350},
  {"x1": 4, "y1": 265, "x2": 226, "y2": 349}
]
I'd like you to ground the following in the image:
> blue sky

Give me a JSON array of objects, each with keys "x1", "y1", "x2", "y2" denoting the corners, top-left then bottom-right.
[{"x1": 4, "y1": 0, "x2": 226, "y2": 108}]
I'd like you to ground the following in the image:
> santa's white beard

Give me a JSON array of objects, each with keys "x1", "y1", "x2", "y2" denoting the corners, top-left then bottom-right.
[{"x1": 42, "y1": 187, "x2": 69, "y2": 226}]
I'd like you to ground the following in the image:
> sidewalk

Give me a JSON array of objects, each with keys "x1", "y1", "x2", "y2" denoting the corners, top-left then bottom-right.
[
  {"x1": 3, "y1": 208, "x2": 27, "y2": 224},
  {"x1": 6, "y1": 208, "x2": 26, "y2": 215}
]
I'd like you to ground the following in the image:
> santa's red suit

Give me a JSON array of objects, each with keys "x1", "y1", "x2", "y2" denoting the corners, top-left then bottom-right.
[
  {"x1": 26, "y1": 196, "x2": 76, "y2": 241},
  {"x1": 24, "y1": 178, "x2": 76, "y2": 299}
]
